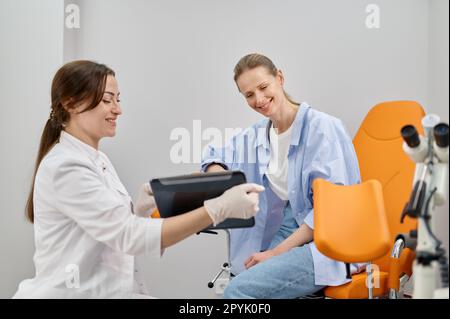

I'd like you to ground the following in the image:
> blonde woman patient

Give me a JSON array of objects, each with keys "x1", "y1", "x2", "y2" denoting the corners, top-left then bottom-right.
[{"x1": 201, "y1": 53, "x2": 362, "y2": 298}]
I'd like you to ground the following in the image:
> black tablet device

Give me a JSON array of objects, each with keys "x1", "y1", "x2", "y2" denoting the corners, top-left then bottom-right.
[{"x1": 150, "y1": 171, "x2": 255, "y2": 230}]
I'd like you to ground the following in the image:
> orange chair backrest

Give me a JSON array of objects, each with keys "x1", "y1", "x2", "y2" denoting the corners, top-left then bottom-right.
[
  {"x1": 352, "y1": 101, "x2": 425, "y2": 271},
  {"x1": 314, "y1": 179, "x2": 391, "y2": 263}
]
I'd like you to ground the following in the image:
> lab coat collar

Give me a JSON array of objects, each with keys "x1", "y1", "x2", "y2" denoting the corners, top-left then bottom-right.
[{"x1": 59, "y1": 130, "x2": 102, "y2": 164}]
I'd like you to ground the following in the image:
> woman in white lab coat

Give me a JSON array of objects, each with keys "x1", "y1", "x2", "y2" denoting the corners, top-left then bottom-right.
[{"x1": 13, "y1": 60, "x2": 264, "y2": 299}]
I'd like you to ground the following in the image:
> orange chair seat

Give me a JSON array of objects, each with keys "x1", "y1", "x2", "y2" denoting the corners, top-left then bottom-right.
[{"x1": 325, "y1": 272, "x2": 389, "y2": 299}]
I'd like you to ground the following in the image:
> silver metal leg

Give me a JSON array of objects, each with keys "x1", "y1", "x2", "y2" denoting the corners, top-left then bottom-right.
[
  {"x1": 388, "y1": 238, "x2": 407, "y2": 299},
  {"x1": 208, "y1": 229, "x2": 232, "y2": 288},
  {"x1": 367, "y1": 262, "x2": 373, "y2": 299}
]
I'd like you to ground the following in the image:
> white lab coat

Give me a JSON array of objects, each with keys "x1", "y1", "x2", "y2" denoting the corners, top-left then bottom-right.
[{"x1": 13, "y1": 131, "x2": 163, "y2": 298}]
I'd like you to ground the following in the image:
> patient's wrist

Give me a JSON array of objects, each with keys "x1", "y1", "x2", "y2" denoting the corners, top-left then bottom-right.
[
  {"x1": 272, "y1": 246, "x2": 287, "y2": 255},
  {"x1": 206, "y1": 163, "x2": 227, "y2": 173}
]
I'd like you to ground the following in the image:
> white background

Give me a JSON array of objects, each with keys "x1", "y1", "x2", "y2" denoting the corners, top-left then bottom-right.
[{"x1": 1, "y1": 0, "x2": 448, "y2": 298}]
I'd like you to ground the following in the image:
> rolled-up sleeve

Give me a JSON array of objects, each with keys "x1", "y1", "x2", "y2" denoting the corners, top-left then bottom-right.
[
  {"x1": 52, "y1": 159, "x2": 163, "y2": 258},
  {"x1": 303, "y1": 208, "x2": 315, "y2": 229},
  {"x1": 200, "y1": 140, "x2": 235, "y2": 172}
]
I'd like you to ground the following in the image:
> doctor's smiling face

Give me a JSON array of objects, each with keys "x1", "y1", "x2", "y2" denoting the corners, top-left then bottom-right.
[{"x1": 65, "y1": 75, "x2": 122, "y2": 149}]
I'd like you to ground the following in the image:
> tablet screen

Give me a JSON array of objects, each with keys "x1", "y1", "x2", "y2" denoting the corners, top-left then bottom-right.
[{"x1": 150, "y1": 171, "x2": 255, "y2": 230}]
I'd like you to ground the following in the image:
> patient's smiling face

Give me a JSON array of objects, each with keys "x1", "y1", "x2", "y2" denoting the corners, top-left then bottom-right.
[{"x1": 236, "y1": 66, "x2": 285, "y2": 118}]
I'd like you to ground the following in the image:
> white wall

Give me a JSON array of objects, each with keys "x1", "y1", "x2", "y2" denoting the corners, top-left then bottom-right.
[
  {"x1": 428, "y1": 0, "x2": 449, "y2": 260},
  {"x1": 0, "y1": 0, "x2": 64, "y2": 298},
  {"x1": 0, "y1": 0, "x2": 448, "y2": 298}
]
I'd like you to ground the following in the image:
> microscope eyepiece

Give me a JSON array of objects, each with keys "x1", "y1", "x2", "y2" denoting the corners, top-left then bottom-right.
[
  {"x1": 433, "y1": 123, "x2": 449, "y2": 148},
  {"x1": 401, "y1": 125, "x2": 420, "y2": 148}
]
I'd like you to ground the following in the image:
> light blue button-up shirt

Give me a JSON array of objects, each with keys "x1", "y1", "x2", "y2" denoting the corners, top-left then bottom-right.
[{"x1": 201, "y1": 102, "x2": 361, "y2": 286}]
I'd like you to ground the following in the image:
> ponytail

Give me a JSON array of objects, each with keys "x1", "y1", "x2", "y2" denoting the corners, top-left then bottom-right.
[
  {"x1": 25, "y1": 117, "x2": 63, "y2": 223},
  {"x1": 284, "y1": 91, "x2": 300, "y2": 107}
]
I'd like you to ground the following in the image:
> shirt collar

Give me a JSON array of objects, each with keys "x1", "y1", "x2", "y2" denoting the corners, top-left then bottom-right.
[
  {"x1": 290, "y1": 102, "x2": 311, "y2": 146},
  {"x1": 59, "y1": 130, "x2": 101, "y2": 164},
  {"x1": 256, "y1": 121, "x2": 271, "y2": 149},
  {"x1": 258, "y1": 102, "x2": 311, "y2": 150}
]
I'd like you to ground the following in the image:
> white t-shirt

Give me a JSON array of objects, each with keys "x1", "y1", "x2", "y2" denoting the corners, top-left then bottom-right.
[{"x1": 267, "y1": 123, "x2": 293, "y2": 200}]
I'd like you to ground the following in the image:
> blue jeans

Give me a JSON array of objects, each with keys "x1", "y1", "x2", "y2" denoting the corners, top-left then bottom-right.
[{"x1": 223, "y1": 203, "x2": 325, "y2": 299}]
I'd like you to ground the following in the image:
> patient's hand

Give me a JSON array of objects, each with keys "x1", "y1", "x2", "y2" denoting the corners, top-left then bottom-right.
[{"x1": 244, "y1": 249, "x2": 279, "y2": 269}]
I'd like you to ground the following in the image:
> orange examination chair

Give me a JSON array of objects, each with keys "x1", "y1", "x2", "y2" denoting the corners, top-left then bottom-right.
[{"x1": 314, "y1": 101, "x2": 425, "y2": 298}]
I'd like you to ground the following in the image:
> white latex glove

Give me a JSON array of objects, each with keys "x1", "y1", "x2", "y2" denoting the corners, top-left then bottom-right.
[
  {"x1": 134, "y1": 182, "x2": 157, "y2": 217},
  {"x1": 204, "y1": 183, "x2": 265, "y2": 226}
]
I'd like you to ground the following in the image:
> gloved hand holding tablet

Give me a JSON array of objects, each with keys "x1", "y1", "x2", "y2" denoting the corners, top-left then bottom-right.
[{"x1": 150, "y1": 171, "x2": 261, "y2": 230}]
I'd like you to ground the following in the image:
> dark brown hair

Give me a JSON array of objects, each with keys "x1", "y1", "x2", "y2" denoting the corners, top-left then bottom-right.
[
  {"x1": 233, "y1": 53, "x2": 299, "y2": 106},
  {"x1": 26, "y1": 60, "x2": 115, "y2": 223}
]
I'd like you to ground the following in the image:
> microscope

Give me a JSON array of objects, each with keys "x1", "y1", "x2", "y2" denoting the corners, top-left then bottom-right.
[{"x1": 400, "y1": 114, "x2": 449, "y2": 299}]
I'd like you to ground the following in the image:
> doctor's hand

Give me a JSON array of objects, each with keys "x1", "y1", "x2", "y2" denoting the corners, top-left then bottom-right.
[
  {"x1": 134, "y1": 182, "x2": 157, "y2": 217},
  {"x1": 204, "y1": 183, "x2": 264, "y2": 226},
  {"x1": 244, "y1": 250, "x2": 279, "y2": 269}
]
